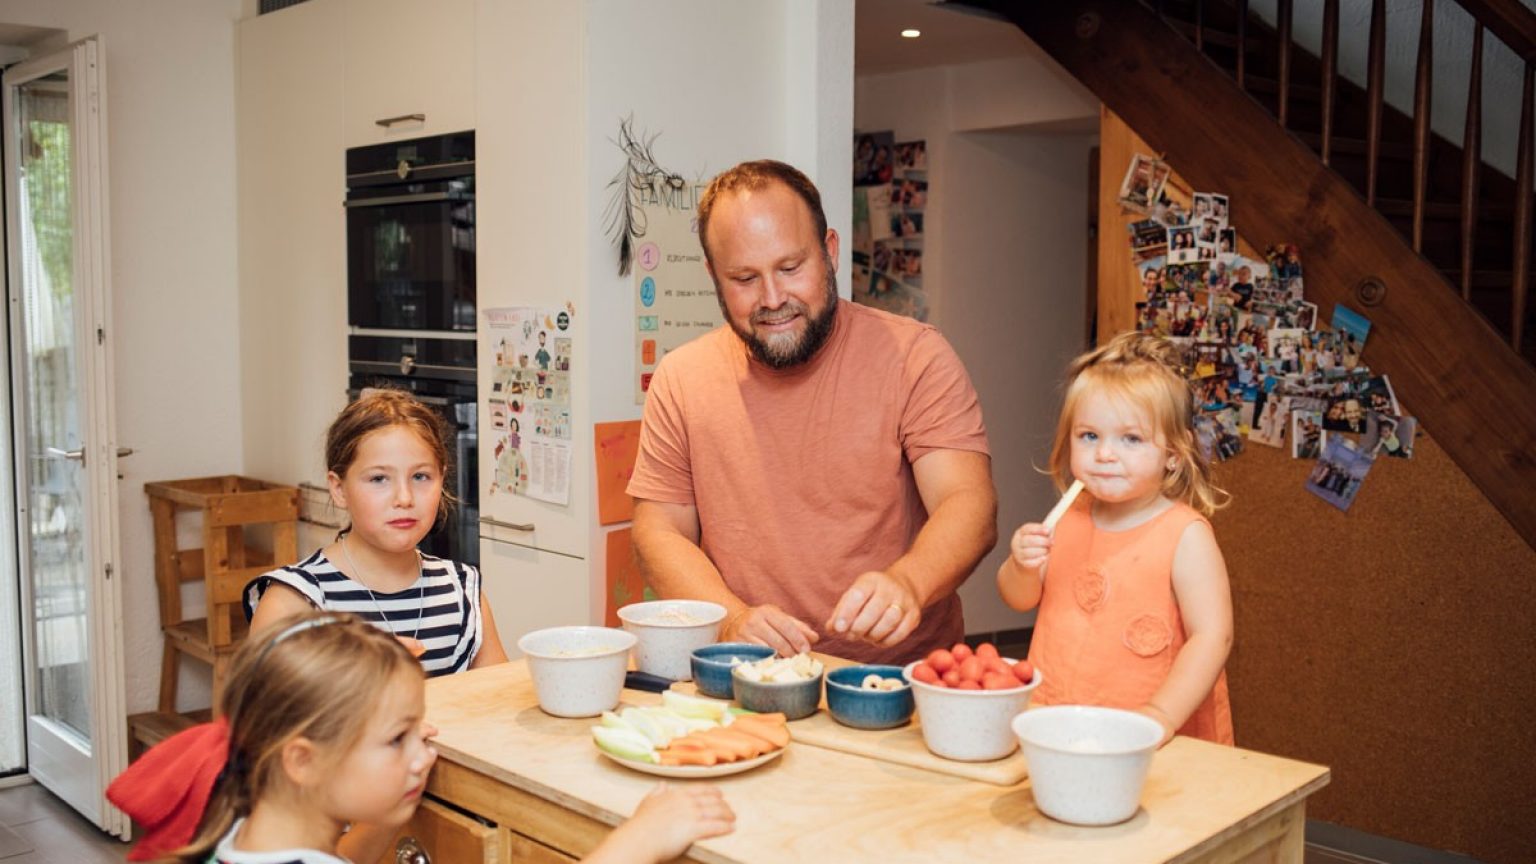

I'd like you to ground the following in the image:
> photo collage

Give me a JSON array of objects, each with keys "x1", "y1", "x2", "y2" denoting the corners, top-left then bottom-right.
[
  {"x1": 851, "y1": 131, "x2": 929, "y2": 321},
  {"x1": 1120, "y1": 155, "x2": 1418, "y2": 512}
]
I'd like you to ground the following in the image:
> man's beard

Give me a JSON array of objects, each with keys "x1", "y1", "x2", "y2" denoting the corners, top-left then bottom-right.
[{"x1": 721, "y1": 263, "x2": 839, "y2": 369}]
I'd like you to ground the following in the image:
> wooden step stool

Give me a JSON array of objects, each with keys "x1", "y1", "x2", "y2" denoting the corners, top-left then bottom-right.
[{"x1": 143, "y1": 476, "x2": 300, "y2": 719}]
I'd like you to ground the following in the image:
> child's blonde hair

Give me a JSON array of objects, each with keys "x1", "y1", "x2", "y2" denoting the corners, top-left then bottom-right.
[
  {"x1": 169, "y1": 613, "x2": 421, "y2": 862},
  {"x1": 1048, "y1": 331, "x2": 1229, "y2": 516}
]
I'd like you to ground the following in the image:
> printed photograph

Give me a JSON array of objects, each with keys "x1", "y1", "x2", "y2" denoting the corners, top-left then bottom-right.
[
  {"x1": 1355, "y1": 374, "x2": 1399, "y2": 416},
  {"x1": 1306, "y1": 437, "x2": 1375, "y2": 511},
  {"x1": 1292, "y1": 408, "x2": 1325, "y2": 458},
  {"x1": 1118, "y1": 153, "x2": 1171, "y2": 212},
  {"x1": 1130, "y1": 218, "x2": 1170, "y2": 262},
  {"x1": 854, "y1": 130, "x2": 896, "y2": 187},
  {"x1": 1249, "y1": 395, "x2": 1289, "y2": 448},
  {"x1": 1218, "y1": 227, "x2": 1237, "y2": 261},
  {"x1": 894, "y1": 177, "x2": 928, "y2": 210},
  {"x1": 890, "y1": 210, "x2": 924, "y2": 238},
  {"x1": 1332, "y1": 303, "x2": 1372, "y2": 349},
  {"x1": 895, "y1": 140, "x2": 927, "y2": 172},
  {"x1": 1168, "y1": 225, "x2": 1199, "y2": 264}
]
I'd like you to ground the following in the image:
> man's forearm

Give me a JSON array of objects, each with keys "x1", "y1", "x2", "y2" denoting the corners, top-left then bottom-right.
[
  {"x1": 632, "y1": 520, "x2": 746, "y2": 616},
  {"x1": 886, "y1": 485, "x2": 998, "y2": 608}
]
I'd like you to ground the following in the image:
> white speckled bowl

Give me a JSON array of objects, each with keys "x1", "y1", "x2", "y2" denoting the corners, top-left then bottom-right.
[
  {"x1": 516, "y1": 626, "x2": 637, "y2": 718},
  {"x1": 902, "y1": 659, "x2": 1041, "y2": 762},
  {"x1": 616, "y1": 600, "x2": 726, "y2": 681},
  {"x1": 1012, "y1": 705, "x2": 1164, "y2": 826}
]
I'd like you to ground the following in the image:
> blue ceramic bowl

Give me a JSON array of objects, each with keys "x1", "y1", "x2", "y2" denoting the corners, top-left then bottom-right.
[
  {"x1": 825, "y1": 665, "x2": 915, "y2": 729},
  {"x1": 689, "y1": 642, "x2": 776, "y2": 700},
  {"x1": 731, "y1": 664, "x2": 825, "y2": 720}
]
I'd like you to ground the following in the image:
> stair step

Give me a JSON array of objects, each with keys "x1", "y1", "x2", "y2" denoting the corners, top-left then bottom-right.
[
  {"x1": 1293, "y1": 131, "x2": 1412, "y2": 160},
  {"x1": 1162, "y1": 18, "x2": 1263, "y2": 51},
  {"x1": 1377, "y1": 198, "x2": 1514, "y2": 220},
  {"x1": 1244, "y1": 75, "x2": 1323, "y2": 103}
]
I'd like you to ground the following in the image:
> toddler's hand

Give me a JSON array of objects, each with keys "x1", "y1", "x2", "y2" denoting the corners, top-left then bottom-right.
[
  {"x1": 1009, "y1": 522, "x2": 1052, "y2": 570},
  {"x1": 624, "y1": 782, "x2": 735, "y2": 862}
]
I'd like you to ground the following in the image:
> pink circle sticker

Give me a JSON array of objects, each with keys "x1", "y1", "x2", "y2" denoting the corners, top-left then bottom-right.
[{"x1": 638, "y1": 242, "x2": 661, "y2": 272}]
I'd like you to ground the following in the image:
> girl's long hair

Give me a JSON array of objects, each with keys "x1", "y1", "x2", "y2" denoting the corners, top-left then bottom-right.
[
  {"x1": 1048, "y1": 331, "x2": 1230, "y2": 516},
  {"x1": 165, "y1": 613, "x2": 419, "y2": 862}
]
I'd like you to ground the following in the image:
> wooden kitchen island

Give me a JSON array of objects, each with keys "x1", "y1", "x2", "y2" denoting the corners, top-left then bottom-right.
[{"x1": 404, "y1": 661, "x2": 1328, "y2": 864}]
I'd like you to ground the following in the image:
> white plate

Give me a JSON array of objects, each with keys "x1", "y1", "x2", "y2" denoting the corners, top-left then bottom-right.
[{"x1": 597, "y1": 745, "x2": 785, "y2": 778}]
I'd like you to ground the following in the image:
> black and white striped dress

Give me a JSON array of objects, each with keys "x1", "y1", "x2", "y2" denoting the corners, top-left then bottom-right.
[{"x1": 242, "y1": 549, "x2": 484, "y2": 677}]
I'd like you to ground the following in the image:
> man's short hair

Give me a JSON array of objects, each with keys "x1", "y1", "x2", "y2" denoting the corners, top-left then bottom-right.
[{"x1": 697, "y1": 160, "x2": 828, "y2": 263}]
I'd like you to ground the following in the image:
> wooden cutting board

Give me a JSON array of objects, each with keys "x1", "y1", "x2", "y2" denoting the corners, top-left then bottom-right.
[
  {"x1": 786, "y1": 709, "x2": 1029, "y2": 786},
  {"x1": 672, "y1": 678, "x2": 1029, "y2": 786}
]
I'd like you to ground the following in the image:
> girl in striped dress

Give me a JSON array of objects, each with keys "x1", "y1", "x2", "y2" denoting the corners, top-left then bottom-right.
[{"x1": 245, "y1": 389, "x2": 508, "y2": 676}]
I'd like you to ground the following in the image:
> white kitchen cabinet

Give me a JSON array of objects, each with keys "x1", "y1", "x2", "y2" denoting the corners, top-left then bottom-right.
[
  {"x1": 237, "y1": 0, "x2": 349, "y2": 491},
  {"x1": 343, "y1": 0, "x2": 476, "y2": 147},
  {"x1": 481, "y1": 539, "x2": 591, "y2": 657}
]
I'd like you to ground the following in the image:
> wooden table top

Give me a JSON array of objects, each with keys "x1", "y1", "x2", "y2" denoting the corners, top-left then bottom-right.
[{"x1": 425, "y1": 660, "x2": 1329, "y2": 864}]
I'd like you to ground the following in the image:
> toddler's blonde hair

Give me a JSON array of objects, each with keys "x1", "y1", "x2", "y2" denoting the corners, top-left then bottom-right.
[{"x1": 1048, "y1": 331, "x2": 1229, "y2": 516}]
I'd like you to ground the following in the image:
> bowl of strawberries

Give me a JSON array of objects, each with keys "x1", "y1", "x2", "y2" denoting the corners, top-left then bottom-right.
[{"x1": 902, "y1": 641, "x2": 1041, "y2": 762}]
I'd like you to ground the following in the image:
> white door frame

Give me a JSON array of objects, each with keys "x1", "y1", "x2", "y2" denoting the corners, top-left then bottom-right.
[{"x1": 2, "y1": 34, "x2": 127, "y2": 837}]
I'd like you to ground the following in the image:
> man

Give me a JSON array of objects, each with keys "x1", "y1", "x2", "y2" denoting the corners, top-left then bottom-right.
[{"x1": 627, "y1": 160, "x2": 997, "y2": 664}]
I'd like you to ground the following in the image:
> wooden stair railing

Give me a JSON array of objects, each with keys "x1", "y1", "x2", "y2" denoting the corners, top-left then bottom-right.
[{"x1": 974, "y1": 0, "x2": 1536, "y2": 551}]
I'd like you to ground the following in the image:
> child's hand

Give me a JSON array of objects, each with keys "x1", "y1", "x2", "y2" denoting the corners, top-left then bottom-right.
[
  {"x1": 622, "y1": 782, "x2": 735, "y2": 862},
  {"x1": 1009, "y1": 522, "x2": 1052, "y2": 570}
]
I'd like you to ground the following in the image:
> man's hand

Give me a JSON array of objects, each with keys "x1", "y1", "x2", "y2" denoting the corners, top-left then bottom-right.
[
  {"x1": 722, "y1": 604, "x2": 819, "y2": 657},
  {"x1": 825, "y1": 570, "x2": 921, "y2": 648}
]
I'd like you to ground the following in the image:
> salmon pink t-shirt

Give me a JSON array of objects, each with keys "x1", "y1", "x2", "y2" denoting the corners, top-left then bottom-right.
[{"x1": 627, "y1": 301, "x2": 990, "y2": 663}]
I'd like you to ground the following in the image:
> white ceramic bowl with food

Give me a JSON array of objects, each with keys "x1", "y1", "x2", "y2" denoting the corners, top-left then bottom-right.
[
  {"x1": 616, "y1": 600, "x2": 726, "y2": 681},
  {"x1": 517, "y1": 626, "x2": 637, "y2": 718},
  {"x1": 902, "y1": 659, "x2": 1041, "y2": 761},
  {"x1": 1011, "y1": 705, "x2": 1164, "y2": 825}
]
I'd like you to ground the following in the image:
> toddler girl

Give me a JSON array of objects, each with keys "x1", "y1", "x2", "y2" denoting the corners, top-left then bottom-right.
[
  {"x1": 998, "y1": 332, "x2": 1234, "y2": 745},
  {"x1": 246, "y1": 389, "x2": 509, "y2": 675},
  {"x1": 123, "y1": 613, "x2": 734, "y2": 863}
]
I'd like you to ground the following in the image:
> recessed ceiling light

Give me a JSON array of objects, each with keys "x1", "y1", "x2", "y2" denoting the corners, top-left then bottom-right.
[{"x1": 901, "y1": 29, "x2": 921, "y2": 38}]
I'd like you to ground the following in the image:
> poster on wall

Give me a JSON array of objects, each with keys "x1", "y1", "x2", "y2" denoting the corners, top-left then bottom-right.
[
  {"x1": 484, "y1": 304, "x2": 575, "y2": 505},
  {"x1": 633, "y1": 198, "x2": 720, "y2": 403},
  {"x1": 852, "y1": 131, "x2": 929, "y2": 321}
]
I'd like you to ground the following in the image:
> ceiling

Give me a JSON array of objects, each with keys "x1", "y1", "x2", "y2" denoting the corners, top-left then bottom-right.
[{"x1": 854, "y1": 0, "x2": 1038, "y2": 76}]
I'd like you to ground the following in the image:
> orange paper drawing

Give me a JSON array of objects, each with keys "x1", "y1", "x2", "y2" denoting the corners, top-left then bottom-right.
[
  {"x1": 605, "y1": 528, "x2": 654, "y2": 626},
  {"x1": 595, "y1": 420, "x2": 642, "y2": 525}
]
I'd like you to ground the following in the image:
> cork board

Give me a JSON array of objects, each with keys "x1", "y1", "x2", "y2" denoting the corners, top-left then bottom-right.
[{"x1": 1099, "y1": 108, "x2": 1536, "y2": 864}]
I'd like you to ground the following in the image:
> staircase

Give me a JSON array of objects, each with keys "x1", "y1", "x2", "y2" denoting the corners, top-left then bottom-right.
[{"x1": 976, "y1": 0, "x2": 1536, "y2": 552}]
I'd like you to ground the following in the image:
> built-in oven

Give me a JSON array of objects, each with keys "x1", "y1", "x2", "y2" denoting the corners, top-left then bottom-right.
[
  {"x1": 349, "y1": 334, "x2": 478, "y2": 566},
  {"x1": 346, "y1": 132, "x2": 478, "y2": 564},
  {"x1": 345, "y1": 131, "x2": 475, "y2": 332}
]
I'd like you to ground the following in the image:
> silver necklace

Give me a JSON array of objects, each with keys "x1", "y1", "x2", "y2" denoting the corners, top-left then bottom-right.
[{"x1": 341, "y1": 535, "x2": 425, "y2": 640}]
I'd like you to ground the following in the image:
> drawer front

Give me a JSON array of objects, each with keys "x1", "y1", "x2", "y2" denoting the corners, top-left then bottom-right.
[
  {"x1": 390, "y1": 797, "x2": 497, "y2": 864},
  {"x1": 502, "y1": 828, "x2": 579, "y2": 863}
]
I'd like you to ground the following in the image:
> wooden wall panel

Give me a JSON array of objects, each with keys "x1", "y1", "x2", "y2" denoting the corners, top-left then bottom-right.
[{"x1": 1099, "y1": 108, "x2": 1536, "y2": 864}]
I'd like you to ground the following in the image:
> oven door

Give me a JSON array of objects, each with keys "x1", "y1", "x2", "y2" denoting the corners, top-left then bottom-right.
[{"x1": 346, "y1": 181, "x2": 475, "y2": 331}]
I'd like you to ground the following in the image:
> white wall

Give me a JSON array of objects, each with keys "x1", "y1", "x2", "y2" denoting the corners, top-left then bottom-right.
[
  {"x1": 1, "y1": 0, "x2": 245, "y2": 712},
  {"x1": 855, "y1": 56, "x2": 1096, "y2": 634},
  {"x1": 581, "y1": 0, "x2": 855, "y2": 621}
]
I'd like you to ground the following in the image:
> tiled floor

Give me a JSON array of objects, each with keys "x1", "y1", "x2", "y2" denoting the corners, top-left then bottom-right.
[{"x1": 0, "y1": 782, "x2": 129, "y2": 863}]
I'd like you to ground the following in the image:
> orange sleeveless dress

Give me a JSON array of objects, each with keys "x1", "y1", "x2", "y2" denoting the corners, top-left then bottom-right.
[{"x1": 1027, "y1": 497, "x2": 1235, "y2": 745}]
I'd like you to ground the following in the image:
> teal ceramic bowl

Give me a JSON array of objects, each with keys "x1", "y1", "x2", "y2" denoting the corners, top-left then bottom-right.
[
  {"x1": 825, "y1": 665, "x2": 915, "y2": 729},
  {"x1": 689, "y1": 643, "x2": 776, "y2": 700},
  {"x1": 731, "y1": 665, "x2": 824, "y2": 720}
]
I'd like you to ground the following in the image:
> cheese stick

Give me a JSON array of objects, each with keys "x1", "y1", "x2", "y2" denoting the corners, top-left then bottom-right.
[{"x1": 1042, "y1": 479, "x2": 1086, "y2": 532}]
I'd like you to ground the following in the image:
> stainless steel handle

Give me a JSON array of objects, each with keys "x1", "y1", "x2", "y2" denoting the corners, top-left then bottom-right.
[
  {"x1": 376, "y1": 112, "x2": 426, "y2": 128},
  {"x1": 44, "y1": 447, "x2": 85, "y2": 463},
  {"x1": 344, "y1": 191, "x2": 451, "y2": 208},
  {"x1": 479, "y1": 516, "x2": 534, "y2": 532},
  {"x1": 116, "y1": 447, "x2": 134, "y2": 458},
  {"x1": 394, "y1": 835, "x2": 429, "y2": 864}
]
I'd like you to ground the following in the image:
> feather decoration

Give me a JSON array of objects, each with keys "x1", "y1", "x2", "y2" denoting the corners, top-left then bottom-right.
[{"x1": 605, "y1": 115, "x2": 685, "y2": 276}]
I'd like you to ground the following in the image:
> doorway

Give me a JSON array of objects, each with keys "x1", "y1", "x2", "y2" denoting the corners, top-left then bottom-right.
[{"x1": 2, "y1": 34, "x2": 128, "y2": 836}]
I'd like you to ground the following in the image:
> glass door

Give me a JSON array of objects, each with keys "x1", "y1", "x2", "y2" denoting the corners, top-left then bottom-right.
[{"x1": 2, "y1": 36, "x2": 127, "y2": 836}]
